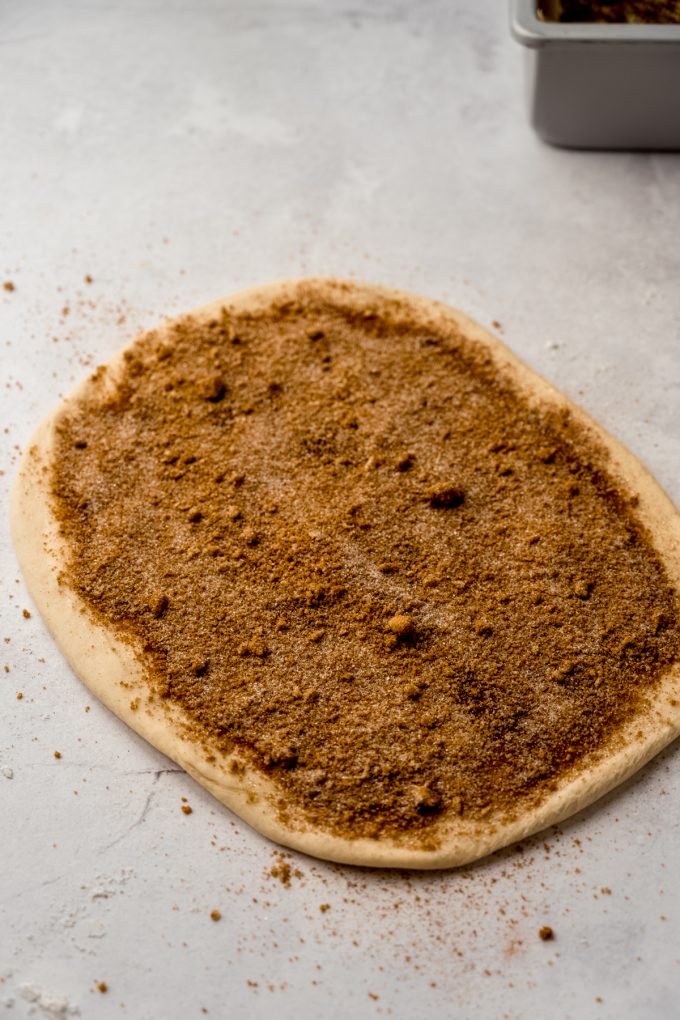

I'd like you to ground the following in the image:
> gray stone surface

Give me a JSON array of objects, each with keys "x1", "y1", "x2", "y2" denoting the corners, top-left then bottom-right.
[{"x1": 1, "y1": 2, "x2": 679, "y2": 1018}]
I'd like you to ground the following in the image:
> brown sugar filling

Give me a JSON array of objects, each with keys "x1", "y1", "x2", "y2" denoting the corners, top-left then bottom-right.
[{"x1": 50, "y1": 291, "x2": 680, "y2": 846}]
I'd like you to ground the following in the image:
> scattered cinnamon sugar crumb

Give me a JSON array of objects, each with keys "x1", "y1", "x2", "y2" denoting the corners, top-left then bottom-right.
[
  {"x1": 22, "y1": 609, "x2": 31, "y2": 619},
  {"x1": 269, "y1": 851, "x2": 298, "y2": 886},
  {"x1": 3, "y1": 281, "x2": 15, "y2": 292},
  {"x1": 84, "y1": 275, "x2": 94, "y2": 284},
  {"x1": 210, "y1": 909, "x2": 221, "y2": 921},
  {"x1": 16, "y1": 692, "x2": 23, "y2": 700},
  {"x1": 181, "y1": 804, "x2": 193, "y2": 815},
  {"x1": 54, "y1": 751, "x2": 62, "y2": 759},
  {"x1": 271, "y1": 860, "x2": 292, "y2": 886},
  {"x1": 96, "y1": 982, "x2": 107, "y2": 993},
  {"x1": 538, "y1": 925, "x2": 555, "y2": 941},
  {"x1": 319, "y1": 903, "x2": 331, "y2": 913}
]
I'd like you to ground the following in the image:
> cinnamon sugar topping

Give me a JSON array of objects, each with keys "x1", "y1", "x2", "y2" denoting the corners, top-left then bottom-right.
[{"x1": 50, "y1": 285, "x2": 680, "y2": 847}]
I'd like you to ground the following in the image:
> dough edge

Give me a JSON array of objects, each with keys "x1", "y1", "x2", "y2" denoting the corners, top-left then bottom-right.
[{"x1": 11, "y1": 276, "x2": 680, "y2": 870}]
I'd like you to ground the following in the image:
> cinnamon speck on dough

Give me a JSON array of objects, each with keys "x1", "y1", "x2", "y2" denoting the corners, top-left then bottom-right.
[
  {"x1": 538, "y1": 926, "x2": 555, "y2": 941},
  {"x1": 84, "y1": 275, "x2": 94, "y2": 284},
  {"x1": 210, "y1": 909, "x2": 222, "y2": 922},
  {"x1": 319, "y1": 903, "x2": 331, "y2": 913},
  {"x1": 427, "y1": 484, "x2": 464, "y2": 508},
  {"x1": 181, "y1": 804, "x2": 193, "y2": 815},
  {"x1": 3, "y1": 281, "x2": 15, "y2": 292},
  {"x1": 394, "y1": 453, "x2": 414, "y2": 472},
  {"x1": 449, "y1": 795, "x2": 464, "y2": 815},
  {"x1": 22, "y1": 609, "x2": 31, "y2": 619},
  {"x1": 412, "y1": 784, "x2": 442, "y2": 815},
  {"x1": 203, "y1": 374, "x2": 227, "y2": 402},
  {"x1": 54, "y1": 751, "x2": 62, "y2": 759},
  {"x1": 377, "y1": 561, "x2": 398, "y2": 574},
  {"x1": 96, "y1": 982, "x2": 107, "y2": 993},
  {"x1": 16, "y1": 692, "x2": 23, "y2": 700},
  {"x1": 387, "y1": 614, "x2": 416, "y2": 641},
  {"x1": 150, "y1": 593, "x2": 169, "y2": 618}
]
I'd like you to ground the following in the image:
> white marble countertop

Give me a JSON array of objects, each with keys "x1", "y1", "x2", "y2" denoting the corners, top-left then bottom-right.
[{"x1": 2, "y1": 2, "x2": 679, "y2": 1018}]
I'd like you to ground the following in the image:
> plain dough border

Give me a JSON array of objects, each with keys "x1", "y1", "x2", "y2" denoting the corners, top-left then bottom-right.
[{"x1": 11, "y1": 277, "x2": 680, "y2": 869}]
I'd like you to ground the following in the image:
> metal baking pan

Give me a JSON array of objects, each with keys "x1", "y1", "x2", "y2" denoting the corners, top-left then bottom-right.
[{"x1": 511, "y1": 0, "x2": 680, "y2": 149}]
